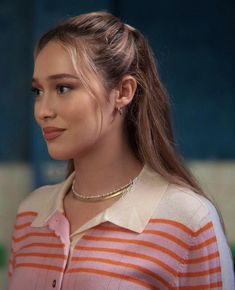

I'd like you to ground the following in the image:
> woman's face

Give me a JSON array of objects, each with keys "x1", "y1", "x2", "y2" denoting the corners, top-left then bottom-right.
[{"x1": 33, "y1": 41, "x2": 118, "y2": 160}]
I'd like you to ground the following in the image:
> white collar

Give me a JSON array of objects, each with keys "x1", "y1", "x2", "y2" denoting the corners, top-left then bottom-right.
[{"x1": 31, "y1": 164, "x2": 169, "y2": 234}]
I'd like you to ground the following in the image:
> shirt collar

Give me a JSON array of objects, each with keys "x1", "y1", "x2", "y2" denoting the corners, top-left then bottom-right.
[
  {"x1": 31, "y1": 172, "x2": 75, "y2": 227},
  {"x1": 105, "y1": 164, "x2": 169, "y2": 233},
  {"x1": 31, "y1": 164, "x2": 169, "y2": 233}
]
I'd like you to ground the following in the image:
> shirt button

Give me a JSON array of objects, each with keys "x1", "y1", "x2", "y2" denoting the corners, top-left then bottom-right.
[{"x1": 52, "y1": 279, "x2": 56, "y2": 288}]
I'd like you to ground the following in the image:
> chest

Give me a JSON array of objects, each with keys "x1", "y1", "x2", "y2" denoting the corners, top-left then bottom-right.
[
  {"x1": 9, "y1": 219, "x2": 186, "y2": 290},
  {"x1": 63, "y1": 191, "x2": 120, "y2": 235}
]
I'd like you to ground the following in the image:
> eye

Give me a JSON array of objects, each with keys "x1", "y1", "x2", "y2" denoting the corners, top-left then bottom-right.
[
  {"x1": 31, "y1": 87, "x2": 43, "y2": 97},
  {"x1": 56, "y1": 85, "x2": 72, "y2": 94}
]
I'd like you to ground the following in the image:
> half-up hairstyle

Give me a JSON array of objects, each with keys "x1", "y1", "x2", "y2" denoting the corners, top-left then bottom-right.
[{"x1": 35, "y1": 11, "x2": 207, "y2": 198}]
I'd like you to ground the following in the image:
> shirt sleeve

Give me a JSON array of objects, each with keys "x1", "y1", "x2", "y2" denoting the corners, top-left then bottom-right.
[{"x1": 177, "y1": 201, "x2": 234, "y2": 290}]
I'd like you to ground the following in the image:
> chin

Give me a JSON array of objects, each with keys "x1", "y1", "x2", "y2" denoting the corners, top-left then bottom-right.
[
  {"x1": 46, "y1": 140, "x2": 97, "y2": 160},
  {"x1": 47, "y1": 147, "x2": 73, "y2": 161}
]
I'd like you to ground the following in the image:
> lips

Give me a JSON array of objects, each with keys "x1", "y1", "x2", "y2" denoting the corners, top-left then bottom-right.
[{"x1": 42, "y1": 127, "x2": 66, "y2": 141}]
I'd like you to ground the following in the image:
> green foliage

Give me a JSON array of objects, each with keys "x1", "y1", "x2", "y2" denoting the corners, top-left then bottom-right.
[{"x1": 0, "y1": 244, "x2": 7, "y2": 268}]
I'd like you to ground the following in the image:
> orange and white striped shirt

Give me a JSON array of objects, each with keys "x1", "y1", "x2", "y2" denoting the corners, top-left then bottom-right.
[{"x1": 8, "y1": 165, "x2": 234, "y2": 289}]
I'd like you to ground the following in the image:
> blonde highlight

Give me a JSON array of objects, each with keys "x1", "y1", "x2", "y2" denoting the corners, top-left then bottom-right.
[{"x1": 34, "y1": 11, "x2": 218, "y2": 205}]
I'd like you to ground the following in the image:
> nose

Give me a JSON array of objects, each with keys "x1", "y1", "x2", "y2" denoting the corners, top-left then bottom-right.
[{"x1": 34, "y1": 97, "x2": 57, "y2": 121}]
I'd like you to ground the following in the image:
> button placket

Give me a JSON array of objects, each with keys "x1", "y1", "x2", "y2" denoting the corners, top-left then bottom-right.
[
  {"x1": 47, "y1": 211, "x2": 71, "y2": 289},
  {"x1": 52, "y1": 279, "x2": 57, "y2": 288}
]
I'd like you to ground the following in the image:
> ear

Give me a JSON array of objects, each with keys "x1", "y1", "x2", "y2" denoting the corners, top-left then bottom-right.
[{"x1": 115, "y1": 75, "x2": 137, "y2": 109}]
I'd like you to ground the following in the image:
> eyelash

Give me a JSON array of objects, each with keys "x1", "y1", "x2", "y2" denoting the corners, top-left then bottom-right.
[
  {"x1": 31, "y1": 85, "x2": 73, "y2": 97},
  {"x1": 31, "y1": 87, "x2": 42, "y2": 97},
  {"x1": 56, "y1": 85, "x2": 73, "y2": 94}
]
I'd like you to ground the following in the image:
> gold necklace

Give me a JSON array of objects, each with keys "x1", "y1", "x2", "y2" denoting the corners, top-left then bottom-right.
[{"x1": 71, "y1": 177, "x2": 137, "y2": 202}]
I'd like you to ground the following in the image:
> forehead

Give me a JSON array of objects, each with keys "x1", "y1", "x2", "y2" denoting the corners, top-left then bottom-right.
[
  {"x1": 33, "y1": 41, "x2": 106, "y2": 98},
  {"x1": 34, "y1": 41, "x2": 77, "y2": 78}
]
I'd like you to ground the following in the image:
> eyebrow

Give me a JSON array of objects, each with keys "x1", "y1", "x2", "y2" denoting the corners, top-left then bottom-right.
[{"x1": 32, "y1": 73, "x2": 79, "y2": 83}]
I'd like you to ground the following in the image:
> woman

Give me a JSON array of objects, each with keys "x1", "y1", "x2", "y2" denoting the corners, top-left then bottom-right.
[{"x1": 8, "y1": 11, "x2": 234, "y2": 289}]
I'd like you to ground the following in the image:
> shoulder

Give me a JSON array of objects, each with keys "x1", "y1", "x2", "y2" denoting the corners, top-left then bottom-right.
[
  {"x1": 17, "y1": 172, "x2": 74, "y2": 214},
  {"x1": 156, "y1": 185, "x2": 234, "y2": 288},
  {"x1": 154, "y1": 183, "x2": 218, "y2": 232},
  {"x1": 17, "y1": 181, "x2": 65, "y2": 214}
]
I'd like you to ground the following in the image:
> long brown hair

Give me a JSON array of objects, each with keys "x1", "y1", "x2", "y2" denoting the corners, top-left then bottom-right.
[{"x1": 35, "y1": 11, "x2": 207, "y2": 197}]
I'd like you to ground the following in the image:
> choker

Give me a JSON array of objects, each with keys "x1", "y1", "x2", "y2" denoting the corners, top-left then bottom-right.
[{"x1": 71, "y1": 177, "x2": 137, "y2": 202}]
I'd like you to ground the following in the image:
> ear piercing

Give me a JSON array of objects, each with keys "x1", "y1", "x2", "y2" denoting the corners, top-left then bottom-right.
[{"x1": 117, "y1": 107, "x2": 123, "y2": 115}]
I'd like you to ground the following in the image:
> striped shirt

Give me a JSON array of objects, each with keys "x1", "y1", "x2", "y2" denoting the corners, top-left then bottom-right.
[{"x1": 8, "y1": 165, "x2": 234, "y2": 289}]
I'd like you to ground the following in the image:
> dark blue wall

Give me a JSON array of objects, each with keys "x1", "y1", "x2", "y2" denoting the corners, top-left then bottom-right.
[
  {"x1": 0, "y1": 0, "x2": 34, "y2": 161},
  {"x1": 1, "y1": 0, "x2": 234, "y2": 167},
  {"x1": 118, "y1": 0, "x2": 235, "y2": 159}
]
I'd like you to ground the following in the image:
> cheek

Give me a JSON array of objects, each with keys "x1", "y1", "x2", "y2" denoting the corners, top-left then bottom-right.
[
  {"x1": 69, "y1": 109, "x2": 100, "y2": 137},
  {"x1": 67, "y1": 98, "x2": 101, "y2": 131}
]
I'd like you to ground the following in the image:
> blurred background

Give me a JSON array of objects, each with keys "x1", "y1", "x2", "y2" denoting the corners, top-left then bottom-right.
[{"x1": 0, "y1": 0, "x2": 234, "y2": 288}]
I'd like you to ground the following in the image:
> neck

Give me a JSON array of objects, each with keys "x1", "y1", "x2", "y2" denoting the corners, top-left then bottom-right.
[{"x1": 72, "y1": 133, "x2": 142, "y2": 197}]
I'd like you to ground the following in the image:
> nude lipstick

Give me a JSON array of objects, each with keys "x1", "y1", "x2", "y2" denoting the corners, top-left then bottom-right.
[{"x1": 42, "y1": 127, "x2": 66, "y2": 141}]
